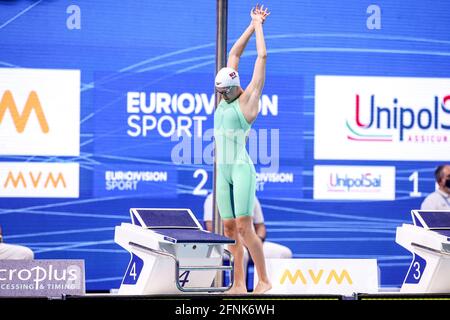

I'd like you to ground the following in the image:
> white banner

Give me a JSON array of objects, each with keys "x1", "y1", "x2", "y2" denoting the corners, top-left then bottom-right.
[
  {"x1": 314, "y1": 75, "x2": 450, "y2": 160},
  {"x1": 0, "y1": 68, "x2": 80, "y2": 156},
  {"x1": 255, "y1": 259, "x2": 379, "y2": 295},
  {"x1": 313, "y1": 165, "x2": 395, "y2": 200},
  {"x1": 0, "y1": 162, "x2": 79, "y2": 198}
]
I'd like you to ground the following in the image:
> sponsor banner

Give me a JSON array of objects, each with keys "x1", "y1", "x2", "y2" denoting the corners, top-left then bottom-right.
[
  {"x1": 314, "y1": 75, "x2": 450, "y2": 160},
  {"x1": 255, "y1": 259, "x2": 379, "y2": 295},
  {"x1": 178, "y1": 165, "x2": 303, "y2": 198},
  {"x1": 255, "y1": 165, "x2": 303, "y2": 198},
  {"x1": 313, "y1": 165, "x2": 395, "y2": 200},
  {"x1": 0, "y1": 260, "x2": 85, "y2": 297},
  {"x1": 0, "y1": 162, "x2": 79, "y2": 198},
  {"x1": 93, "y1": 163, "x2": 177, "y2": 197},
  {"x1": 93, "y1": 72, "x2": 303, "y2": 164},
  {"x1": 0, "y1": 68, "x2": 80, "y2": 156}
]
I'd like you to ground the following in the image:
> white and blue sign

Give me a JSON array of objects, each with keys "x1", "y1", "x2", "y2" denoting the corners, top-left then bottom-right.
[
  {"x1": 93, "y1": 163, "x2": 177, "y2": 198},
  {"x1": 404, "y1": 253, "x2": 427, "y2": 284},
  {"x1": 122, "y1": 254, "x2": 144, "y2": 285}
]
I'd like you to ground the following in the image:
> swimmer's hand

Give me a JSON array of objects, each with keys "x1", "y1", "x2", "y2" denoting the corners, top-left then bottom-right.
[{"x1": 251, "y1": 4, "x2": 270, "y2": 25}]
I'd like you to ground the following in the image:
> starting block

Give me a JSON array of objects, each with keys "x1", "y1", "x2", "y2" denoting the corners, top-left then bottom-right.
[
  {"x1": 396, "y1": 210, "x2": 450, "y2": 293},
  {"x1": 114, "y1": 208, "x2": 235, "y2": 294}
]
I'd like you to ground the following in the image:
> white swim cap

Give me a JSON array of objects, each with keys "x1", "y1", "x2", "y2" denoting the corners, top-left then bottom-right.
[{"x1": 215, "y1": 67, "x2": 240, "y2": 88}]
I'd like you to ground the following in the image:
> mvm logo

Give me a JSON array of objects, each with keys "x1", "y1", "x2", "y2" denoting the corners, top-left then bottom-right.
[
  {"x1": 4, "y1": 171, "x2": 66, "y2": 189},
  {"x1": 0, "y1": 90, "x2": 49, "y2": 133},
  {"x1": 0, "y1": 68, "x2": 79, "y2": 156},
  {"x1": 0, "y1": 162, "x2": 79, "y2": 198},
  {"x1": 280, "y1": 269, "x2": 353, "y2": 285}
]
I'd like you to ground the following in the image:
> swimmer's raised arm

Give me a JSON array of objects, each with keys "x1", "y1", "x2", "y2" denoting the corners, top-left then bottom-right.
[
  {"x1": 239, "y1": 4, "x2": 270, "y2": 123},
  {"x1": 227, "y1": 4, "x2": 269, "y2": 71}
]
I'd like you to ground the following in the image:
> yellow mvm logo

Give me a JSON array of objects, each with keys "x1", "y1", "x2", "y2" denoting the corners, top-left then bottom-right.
[
  {"x1": 4, "y1": 171, "x2": 67, "y2": 189},
  {"x1": 280, "y1": 269, "x2": 353, "y2": 285},
  {"x1": 0, "y1": 90, "x2": 49, "y2": 133}
]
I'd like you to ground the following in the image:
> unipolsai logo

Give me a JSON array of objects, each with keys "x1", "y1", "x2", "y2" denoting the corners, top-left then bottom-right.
[
  {"x1": 346, "y1": 93, "x2": 450, "y2": 143},
  {"x1": 314, "y1": 76, "x2": 450, "y2": 161},
  {"x1": 313, "y1": 165, "x2": 395, "y2": 200},
  {"x1": 327, "y1": 172, "x2": 381, "y2": 192}
]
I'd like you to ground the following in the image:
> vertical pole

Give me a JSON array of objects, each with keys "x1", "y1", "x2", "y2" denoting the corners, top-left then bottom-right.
[{"x1": 213, "y1": 0, "x2": 228, "y2": 288}]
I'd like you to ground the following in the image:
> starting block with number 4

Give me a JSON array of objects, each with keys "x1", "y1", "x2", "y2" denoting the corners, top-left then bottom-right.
[{"x1": 114, "y1": 208, "x2": 235, "y2": 294}]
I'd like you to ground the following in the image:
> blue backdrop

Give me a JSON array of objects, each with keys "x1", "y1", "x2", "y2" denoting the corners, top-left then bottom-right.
[{"x1": 1, "y1": 0, "x2": 449, "y2": 291}]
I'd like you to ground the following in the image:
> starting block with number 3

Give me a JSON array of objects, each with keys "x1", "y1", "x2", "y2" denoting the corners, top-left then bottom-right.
[
  {"x1": 114, "y1": 208, "x2": 235, "y2": 294},
  {"x1": 396, "y1": 210, "x2": 450, "y2": 293}
]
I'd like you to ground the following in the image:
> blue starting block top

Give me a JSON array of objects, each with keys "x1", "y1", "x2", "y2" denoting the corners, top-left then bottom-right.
[
  {"x1": 129, "y1": 208, "x2": 235, "y2": 244},
  {"x1": 435, "y1": 230, "x2": 450, "y2": 238},
  {"x1": 154, "y1": 228, "x2": 235, "y2": 244},
  {"x1": 412, "y1": 210, "x2": 450, "y2": 229},
  {"x1": 130, "y1": 208, "x2": 202, "y2": 229}
]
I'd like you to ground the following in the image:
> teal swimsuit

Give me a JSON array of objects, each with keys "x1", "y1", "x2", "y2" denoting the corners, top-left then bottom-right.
[{"x1": 214, "y1": 98, "x2": 256, "y2": 220}]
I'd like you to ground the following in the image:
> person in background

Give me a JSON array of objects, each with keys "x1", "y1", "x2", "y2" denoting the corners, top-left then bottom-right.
[
  {"x1": 421, "y1": 164, "x2": 450, "y2": 210},
  {"x1": 0, "y1": 225, "x2": 34, "y2": 260}
]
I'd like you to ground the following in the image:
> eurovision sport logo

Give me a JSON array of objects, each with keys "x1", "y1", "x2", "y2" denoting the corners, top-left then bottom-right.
[{"x1": 315, "y1": 75, "x2": 450, "y2": 161}]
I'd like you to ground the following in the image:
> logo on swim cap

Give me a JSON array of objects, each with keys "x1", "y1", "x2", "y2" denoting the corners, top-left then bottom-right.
[{"x1": 215, "y1": 67, "x2": 240, "y2": 88}]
